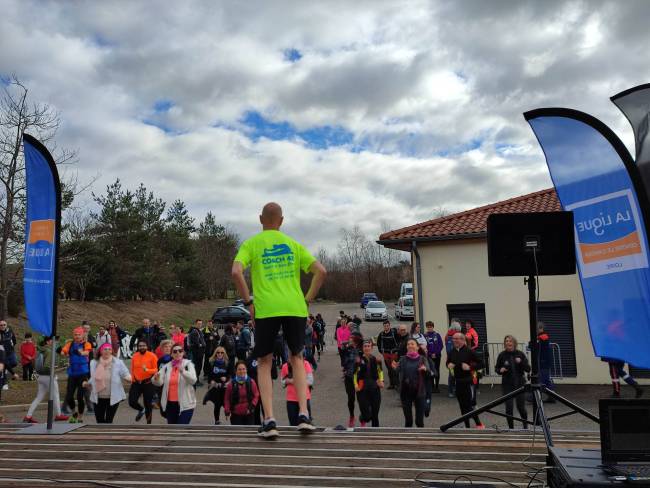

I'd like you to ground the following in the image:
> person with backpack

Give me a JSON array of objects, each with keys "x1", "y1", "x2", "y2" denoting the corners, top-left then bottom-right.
[
  {"x1": 393, "y1": 338, "x2": 432, "y2": 428},
  {"x1": 313, "y1": 314, "x2": 326, "y2": 359},
  {"x1": 424, "y1": 321, "x2": 443, "y2": 393},
  {"x1": 23, "y1": 336, "x2": 69, "y2": 423},
  {"x1": 202, "y1": 321, "x2": 219, "y2": 381},
  {"x1": 153, "y1": 345, "x2": 197, "y2": 424},
  {"x1": 224, "y1": 360, "x2": 260, "y2": 425},
  {"x1": 203, "y1": 346, "x2": 233, "y2": 425},
  {"x1": 237, "y1": 321, "x2": 252, "y2": 360},
  {"x1": 281, "y1": 357, "x2": 314, "y2": 426},
  {"x1": 61, "y1": 327, "x2": 93, "y2": 423},
  {"x1": 376, "y1": 320, "x2": 399, "y2": 389},
  {"x1": 342, "y1": 331, "x2": 363, "y2": 427},
  {"x1": 0, "y1": 321, "x2": 18, "y2": 389},
  {"x1": 187, "y1": 320, "x2": 207, "y2": 386},
  {"x1": 354, "y1": 340, "x2": 384, "y2": 427},
  {"x1": 219, "y1": 325, "x2": 237, "y2": 371},
  {"x1": 445, "y1": 320, "x2": 462, "y2": 398}
]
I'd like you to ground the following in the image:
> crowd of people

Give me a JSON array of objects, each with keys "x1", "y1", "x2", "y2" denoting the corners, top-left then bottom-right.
[{"x1": 0, "y1": 312, "x2": 644, "y2": 430}]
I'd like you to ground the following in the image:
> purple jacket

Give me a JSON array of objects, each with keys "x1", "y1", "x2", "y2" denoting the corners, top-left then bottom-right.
[{"x1": 425, "y1": 331, "x2": 443, "y2": 357}]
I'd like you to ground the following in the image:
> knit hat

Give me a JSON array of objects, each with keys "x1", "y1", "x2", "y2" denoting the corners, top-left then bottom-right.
[{"x1": 98, "y1": 343, "x2": 112, "y2": 352}]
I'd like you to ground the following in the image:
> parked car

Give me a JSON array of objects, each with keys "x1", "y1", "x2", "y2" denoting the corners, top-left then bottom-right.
[
  {"x1": 232, "y1": 295, "x2": 253, "y2": 307},
  {"x1": 395, "y1": 295, "x2": 415, "y2": 320},
  {"x1": 212, "y1": 305, "x2": 251, "y2": 324},
  {"x1": 400, "y1": 282, "x2": 413, "y2": 298},
  {"x1": 360, "y1": 292, "x2": 379, "y2": 308},
  {"x1": 364, "y1": 301, "x2": 388, "y2": 321}
]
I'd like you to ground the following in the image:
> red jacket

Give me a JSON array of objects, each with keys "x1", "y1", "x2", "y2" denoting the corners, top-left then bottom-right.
[
  {"x1": 466, "y1": 327, "x2": 479, "y2": 350},
  {"x1": 224, "y1": 378, "x2": 260, "y2": 417},
  {"x1": 20, "y1": 342, "x2": 36, "y2": 365}
]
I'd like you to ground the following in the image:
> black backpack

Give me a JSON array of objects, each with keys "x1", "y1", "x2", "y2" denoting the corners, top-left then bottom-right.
[{"x1": 230, "y1": 377, "x2": 253, "y2": 409}]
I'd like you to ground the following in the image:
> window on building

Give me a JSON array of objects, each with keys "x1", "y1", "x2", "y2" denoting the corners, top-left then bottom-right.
[{"x1": 537, "y1": 301, "x2": 577, "y2": 378}]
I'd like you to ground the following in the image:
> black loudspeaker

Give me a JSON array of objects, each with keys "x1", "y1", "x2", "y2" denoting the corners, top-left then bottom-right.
[{"x1": 487, "y1": 212, "x2": 576, "y2": 277}]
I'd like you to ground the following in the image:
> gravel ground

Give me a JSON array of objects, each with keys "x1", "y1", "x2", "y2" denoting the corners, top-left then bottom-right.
[{"x1": 4, "y1": 302, "x2": 636, "y2": 431}]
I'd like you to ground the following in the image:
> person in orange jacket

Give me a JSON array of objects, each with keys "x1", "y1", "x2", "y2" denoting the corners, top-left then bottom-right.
[{"x1": 128, "y1": 339, "x2": 158, "y2": 424}]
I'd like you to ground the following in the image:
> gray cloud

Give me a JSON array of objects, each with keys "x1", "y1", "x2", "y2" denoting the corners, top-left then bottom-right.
[{"x1": 1, "y1": 0, "x2": 649, "y2": 252}]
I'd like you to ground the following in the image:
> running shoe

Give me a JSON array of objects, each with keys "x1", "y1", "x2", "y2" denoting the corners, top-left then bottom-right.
[
  {"x1": 475, "y1": 423, "x2": 485, "y2": 430},
  {"x1": 348, "y1": 416, "x2": 355, "y2": 428},
  {"x1": 54, "y1": 414, "x2": 69, "y2": 422},
  {"x1": 2, "y1": 384, "x2": 8, "y2": 391},
  {"x1": 359, "y1": 421, "x2": 367, "y2": 428},
  {"x1": 297, "y1": 414, "x2": 316, "y2": 433},
  {"x1": 69, "y1": 412, "x2": 79, "y2": 424},
  {"x1": 22, "y1": 416, "x2": 38, "y2": 424},
  {"x1": 257, "y1": 419, "x2": 279, "y2": 439},
  {"x1": 135, "y1": 408, "x2": 146, "y2": 422}
]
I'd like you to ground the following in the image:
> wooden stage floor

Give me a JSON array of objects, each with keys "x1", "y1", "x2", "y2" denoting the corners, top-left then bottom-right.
[{"x1": 0, "y1": 424, "x2": 600, "y2": 487}]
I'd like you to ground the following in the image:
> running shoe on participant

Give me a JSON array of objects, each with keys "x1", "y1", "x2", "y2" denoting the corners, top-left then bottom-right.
[
  {"x1": 135, "y1": 408, "x2": 145, "y2": 422},
  {"x1": 22, "y1": 416, "x2": 38, "y2": 424},
  {"x1": 258, "y1": 419, "x2": 279, "y2": 439},
  {"x1": 54, "y1": 414, "x2": 69, "y2": 422},
  {"x1": 297, "y1": 414, "x2": 316, "y2": 433}
]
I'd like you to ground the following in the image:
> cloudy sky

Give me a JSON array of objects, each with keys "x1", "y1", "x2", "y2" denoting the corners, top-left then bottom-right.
[{"x1": 2, "y1": 0, "x2": 649, "y2": 252}]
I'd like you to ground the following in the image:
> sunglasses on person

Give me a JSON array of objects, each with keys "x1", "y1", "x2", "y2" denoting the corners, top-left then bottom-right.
[
  {"x1": 172, "y1": 349, "x2": 183, "y2": 354},
  {"x1": 216, "y1": 352, "x2": 224, "y2": 355}
]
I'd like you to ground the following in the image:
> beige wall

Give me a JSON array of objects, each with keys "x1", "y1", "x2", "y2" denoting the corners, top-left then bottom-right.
[{"x1": 412, "y1": 238, "x2": 644, "y2": 385}]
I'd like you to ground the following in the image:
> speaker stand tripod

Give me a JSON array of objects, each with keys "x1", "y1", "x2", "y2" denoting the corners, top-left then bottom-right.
[{"x1": 440, "y1": 273, "x2": 599, "y2": 447}]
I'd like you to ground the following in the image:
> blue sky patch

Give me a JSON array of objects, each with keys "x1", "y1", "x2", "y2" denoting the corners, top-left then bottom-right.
[
  {"x1": 283, "y1": 48, "x2": 303, "y2": 62},
  {"x1": 241, "y1": 110, "x2": 355, "y2": 150},
  {"x1": 153, "y1": 99, "x2": 174, "y2": 113}
]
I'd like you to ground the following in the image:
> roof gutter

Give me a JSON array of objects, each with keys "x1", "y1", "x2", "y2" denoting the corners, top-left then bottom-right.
[
  {"x1": 376, "y1": 232, "x2": 487, "y2": 247},
  {"x1": 411, "y1": 241, "x2": 425, "y2": 326}
]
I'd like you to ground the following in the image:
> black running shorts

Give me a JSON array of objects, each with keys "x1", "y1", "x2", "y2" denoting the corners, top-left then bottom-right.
[{"x1": 253, "y1": 316, "x2": 306, "y2": 357}]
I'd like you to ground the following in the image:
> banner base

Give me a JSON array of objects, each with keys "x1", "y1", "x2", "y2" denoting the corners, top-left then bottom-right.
[{"x1": 17, "y1": 423, "x2": 85, "y2": 435}]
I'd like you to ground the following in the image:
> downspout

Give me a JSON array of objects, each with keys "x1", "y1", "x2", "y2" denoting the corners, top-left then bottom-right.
[{"x1": 412, "y1": 241, "x2": 424, "y2": 324}]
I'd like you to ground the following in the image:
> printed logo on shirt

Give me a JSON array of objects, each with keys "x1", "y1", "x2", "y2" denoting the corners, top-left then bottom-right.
[
  {"x1": 567, "y1": 190, "x2": 648, "y2": 278},
  {"x1": 260, "y1": 243, "x2": 295, "y2": 281}
]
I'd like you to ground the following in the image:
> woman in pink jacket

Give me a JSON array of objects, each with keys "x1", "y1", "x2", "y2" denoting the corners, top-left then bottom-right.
[{"x1": 336, "y1": 319, "x2": 352, "y2": 368}]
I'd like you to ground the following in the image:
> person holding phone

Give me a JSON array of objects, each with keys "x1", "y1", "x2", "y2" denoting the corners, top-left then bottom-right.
[{"x1": 152, "y1": 346, "x2": 197, "y2": 424}]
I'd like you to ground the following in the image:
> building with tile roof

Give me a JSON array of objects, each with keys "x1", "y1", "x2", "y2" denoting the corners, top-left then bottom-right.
[{"x1": 378, "y1": 188, "x2": 648, "y2": 385}]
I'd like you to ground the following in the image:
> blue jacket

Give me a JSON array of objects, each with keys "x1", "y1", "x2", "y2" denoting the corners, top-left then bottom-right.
[{"x1": 67, "y1": 341, "x2": 90, "y2": 377}]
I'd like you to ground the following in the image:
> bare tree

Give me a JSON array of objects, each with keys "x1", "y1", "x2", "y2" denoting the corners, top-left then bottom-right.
[{"x1": 0, "y1": 75, "x2": 77, "y2": 317}]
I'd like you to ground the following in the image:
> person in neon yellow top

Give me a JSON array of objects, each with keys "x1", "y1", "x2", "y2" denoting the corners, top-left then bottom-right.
[{"x1": 232, "y1": 202, "x2": 326, "y2": 438}]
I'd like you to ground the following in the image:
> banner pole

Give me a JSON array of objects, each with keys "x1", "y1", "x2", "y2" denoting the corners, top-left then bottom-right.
[{"x1": 46, "y1": 337, "x2": 56, "y2": 430}]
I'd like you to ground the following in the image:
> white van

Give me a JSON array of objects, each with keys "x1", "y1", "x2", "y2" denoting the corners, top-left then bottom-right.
[
  {"x1": 400, "y1": 282, "x2": 413, "y2": 297},
  {"x1": 395, "y1": 295, "x2": 414, "y2": 320}
]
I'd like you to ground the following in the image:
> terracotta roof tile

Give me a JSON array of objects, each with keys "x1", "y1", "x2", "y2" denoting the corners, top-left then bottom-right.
[{"x1": 379, "y1": 188, "x2": 560, "y2": 242}]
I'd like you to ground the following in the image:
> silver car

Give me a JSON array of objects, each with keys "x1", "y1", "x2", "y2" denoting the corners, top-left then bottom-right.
[{"x1": 364, "y1": 300, "x2": 388, "y2": 321}]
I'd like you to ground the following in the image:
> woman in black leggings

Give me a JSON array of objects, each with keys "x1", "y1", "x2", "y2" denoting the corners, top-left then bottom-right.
[
  {"x1": 354, "y1": 340, "x2": 384, "y2": 427},
  {"x1": 203, "y1": 346, "x2": 233, "y2": 425},
  {"x1": 394, "y1": 339, "x2": 431, "y2": 428},
  {"x1": 341, "y1": 332, "x2": 362, "y2": 427}
]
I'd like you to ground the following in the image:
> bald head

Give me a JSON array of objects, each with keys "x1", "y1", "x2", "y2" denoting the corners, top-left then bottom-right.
[{"x1": 260, "y1": 202, "x2": 283, "y2": 229}]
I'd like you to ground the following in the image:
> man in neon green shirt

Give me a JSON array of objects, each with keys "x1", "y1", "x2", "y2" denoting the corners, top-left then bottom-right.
[{"x1": 232, "y1": 202, "x2": 326, "y2": 438}]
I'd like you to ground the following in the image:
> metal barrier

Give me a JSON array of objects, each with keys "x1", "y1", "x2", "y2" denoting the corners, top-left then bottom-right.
[{"x1": 480, "y1": 341, "x2": 564, "y2": 379}]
